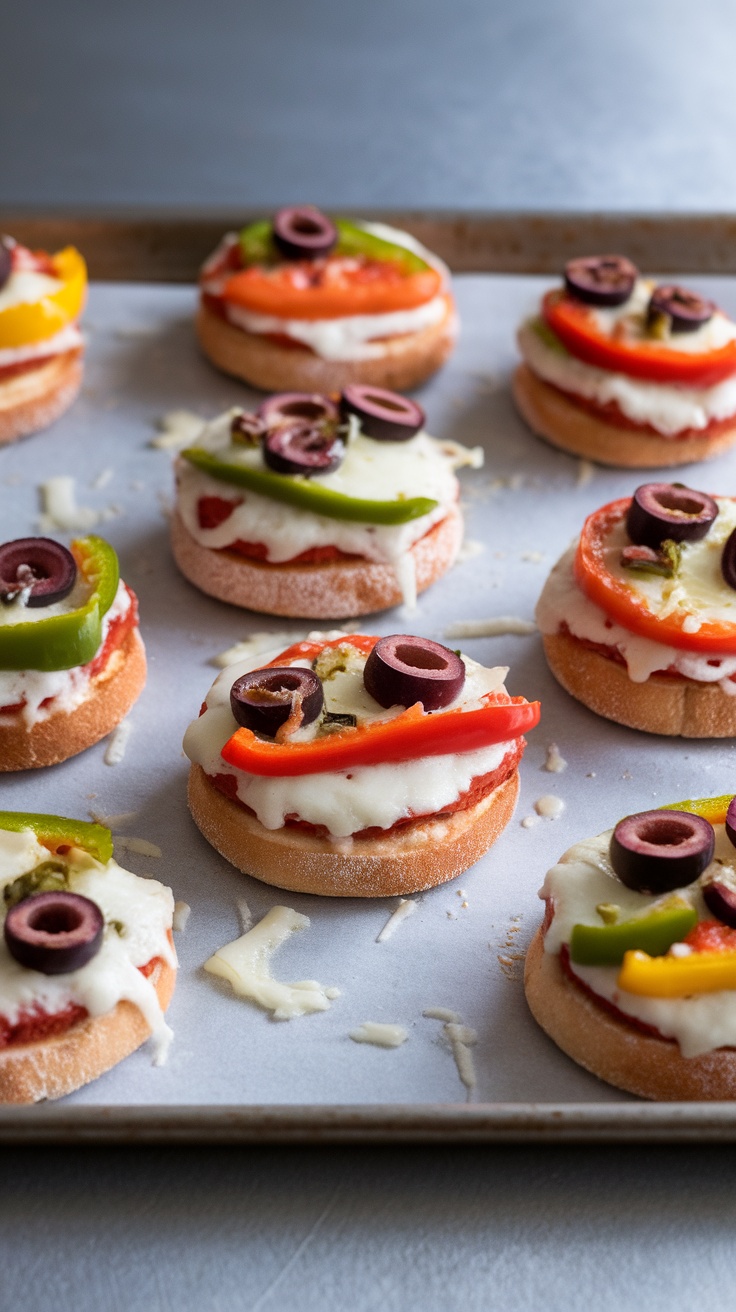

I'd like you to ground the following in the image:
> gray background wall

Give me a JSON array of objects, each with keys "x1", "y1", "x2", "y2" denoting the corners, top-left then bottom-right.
[{"x1": 5, "y1": 0, "x2": 736, "y2": 212}]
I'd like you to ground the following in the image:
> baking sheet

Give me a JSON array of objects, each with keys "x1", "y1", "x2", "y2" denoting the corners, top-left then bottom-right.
[{"x1": 4, "y1": 273, "x2": 736, "y2": 1132}]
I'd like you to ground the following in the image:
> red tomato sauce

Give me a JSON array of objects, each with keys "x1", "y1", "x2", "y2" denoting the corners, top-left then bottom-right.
[{"x1": 544, "y1": 377, "x2": 736, "y2": 441}]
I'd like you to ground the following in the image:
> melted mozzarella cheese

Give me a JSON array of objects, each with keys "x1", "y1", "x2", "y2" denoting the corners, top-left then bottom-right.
[
  {"x1": 204, "y1": 905, "x2": 339, "y2": 1019},
  {"x1": 0, "y1": 830, "x2": 175, "y2": 1060},
  {"x1": 518, "y1": 319, "x2": 736, "y2": 437},
  {"x1": 541, "y1": 824, "x2": 736, "y2": 1058},
  {"x1": 175, "y1": 410, "x2": 480, "y2": 607},
  {"x1": 0, "y1": 270, "x2": 62, "y2": 313},
  {"x1": 536, "y1": 517, "x2": 736, "y2": 690},
  {"x1": 0, "y1": 581, "x2": 133, "y2": 728},
  {"x1": 183, "y1": 642, "x2": 516, "y2": 839}
]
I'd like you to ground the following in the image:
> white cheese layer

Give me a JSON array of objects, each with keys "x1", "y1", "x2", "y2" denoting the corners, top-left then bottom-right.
[
  {"x1": 0, "y1": 324, "x2": 83, "y2": 369},
  {"x1": 591, "y1": 278, "x2": 736, "y2": 354},
  {"x1": 202, "y1": 221, "x2": 454, "y2": 361},
  {"x1": 0, "y1": 581, "x2": 133, "y2": 728},
  {"x1": 0, "y1": 828, "x2": 175, "y2": 1060},
  {"x1": 176, "y1": 410, "x2": 480, "y2": 608},
  {"x1": 518, "y1": 319, "x2": 736, "y2": 437},
  {"x1": 183, "y1": 641, "x2": 516, "y2": 839},
  {"x1": 541, "y1": 824, "x2": 736, "y2": 1058},
  {"x1": 0, "y1": 270, "x2": 62, "y2": 313},
  {"x1": 536, "y1": 503, "x2": 736, "y2": 690}
]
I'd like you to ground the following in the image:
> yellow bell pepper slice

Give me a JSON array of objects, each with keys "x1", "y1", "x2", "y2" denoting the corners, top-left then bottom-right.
[
  {"x1": 618, "y1": 948, "x2": 736, "y2": 997},
  {"x1": 661, "y1": 794, "x2": 733, "y2": 826},
  {"x1": 0, "y1": 247, "x2": 87, "y2": 348}
]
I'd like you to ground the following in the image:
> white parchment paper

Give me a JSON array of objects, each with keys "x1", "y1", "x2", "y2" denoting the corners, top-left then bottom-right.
[{"x1": 3, "y1": 274, "x2": 736, "y2": 1109}]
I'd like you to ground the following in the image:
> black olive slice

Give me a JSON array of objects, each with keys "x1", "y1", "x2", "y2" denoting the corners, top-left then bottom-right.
[
  {"x1": 0, "y1": 537, "x2": 77, "y2": 607},
  {"x1": 257, "y1": 393, "x2": 339, "y2": 428},
  {"x1": 340, "y1": 385, "x2": 425, "y2": 442},
  {"x1": 563, "y1": 255, "x2": 638, "y2": 307},
  {"x1": 262, "y1": 422, "x2": 344, "y2": 477},
  {"x1": 272, "y1": 206, "x2": 338, "y2": 261},
  {"x1": 363, "y1": 635, "x2": 466, "y2": 710},
  {"x1": 721, "y1": 527, "x2": 736, "y2": 591},
  {"x1": 231, "y1": 666, "x2": 324, "y2": 737},
  {"x1": 626, "y1": 484, "x2": 718, "y2": 551},
  {"x1": 703, "y1": 880, "x2": 736, "y2": 928},
  {"x1": 4, "y1": 891, "x2": 104, "y2": 975},
  {"x1": 647, "y1": 284, "x2": 716, "y2": 334},
  {"x1": 231, "y1": 412, "x2": 267, "y2": 446},
  {"x1": 0, "y1": 237, "x2": 13, "y2": 292},
  {"x1": 610, "y1": 809, "x2": 715, "y2": 894}
]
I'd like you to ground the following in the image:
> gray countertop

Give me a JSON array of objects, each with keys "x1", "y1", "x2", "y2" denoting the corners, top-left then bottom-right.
[{"x1": 5, "y1": 2, "x2": 736, "y2": 1309}]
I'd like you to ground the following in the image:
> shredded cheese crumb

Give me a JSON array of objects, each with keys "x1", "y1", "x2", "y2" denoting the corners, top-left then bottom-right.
[
  {"x1": 173, "y1": 901, "x2": 191, "y2": 932},
  {"x1": 114, "y1": 836, "x2": 162, "y2": 858},
  {"x1": 104, "y1": 720, "x2": 131, "y2": 766},
  {"x1": 577, "y1": 458, "x2": 595, "y2": 487},
  {"x1": 376, "y1": 898, "x2": 417, "y2": 943},
  {"x1": 423, "y1": 1010, "x2": 477, "y2": 1099},
  {"x1": 535, "y1": 794, "x2": 565, "y2": 820},
  {"x1": 151, "y1": 409, "x2": 206, "y2": 450},
  {"x1": 349, "y1": 1022, "x2": 409, "y2": 1048},
  {"x1": 38, "y1": 476, "x2": 101, "y2": 532},
  {"x1": 203, "y1": 906, "x2": 339, "y2": 1020},
  {"x1": 88, "y1": 809, "x2": 138, "y2": 831},
  {"x1": 444, "y1": 616, "x2": 536, "y2": 639},
  {"x1": 543, "y1": 743, "x2": 567, "y2": 774}
]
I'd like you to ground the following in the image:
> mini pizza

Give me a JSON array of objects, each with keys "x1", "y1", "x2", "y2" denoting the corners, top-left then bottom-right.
[
  {"x1": 183, "y1": 631, "x2": 540, "y2": 897},
  {"x1": 524, "y1": 794, "x2": 736, "y2": 1100},
  {"x1": 172, "y1": 388, "x2": 481, "y2": 617},
  {"x1": 196, "y1": 207, "x2": 456, "y2": 392},
  {"x1": 0, "y1": 810, "x2": 176, "y2": 1103},
  {"x1": 536, "y1": 481, "x2": 736, "y2": 736},
  {"x1": 0, "y1": 235, "x2": 87, "y2": 444},
  {"x1": 514, "y1": 254, "x2": 736, "y2": 467},
  {"x1": 0, "y1": 535, "x2": 145, "y2": 769}
]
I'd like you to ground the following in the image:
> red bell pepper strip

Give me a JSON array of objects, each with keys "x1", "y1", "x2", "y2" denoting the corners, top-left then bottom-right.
[{"x1": 221, "y1": 694, "x2": 540, "y2": 777}]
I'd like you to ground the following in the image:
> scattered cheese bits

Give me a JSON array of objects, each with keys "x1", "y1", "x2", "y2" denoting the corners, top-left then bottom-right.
[
  {"x1": 535, "y1": 794, "x2": 566, "y2": 820},
  {"x1": 521, "y1": 813, "x2": 542, "y2": 829},
  {"x1": 543, "y1": 743, "x2": 568, "y2": 774},
  {"x1": 88, "y1": 809, "x2": 137, "y2": 830},
  {"x1": 439, "y1": 439, "x2": 484, "y2": 469},
  {"x1": 38, "y1": 476, "x2": 101, "y2": 532},
  {"x1": 104, "y1": 720, "x2": 132, "y2": 766},
  {"x1": 423, "y1": 1010, "x2": 477, "y2": 1099},
  {"x1": 456, "y1": 538, "x2": 486, "y2": 564},
  {"x1": 350, "y1": 1022, "x2": 409, "y2": 1049},
  {"x1": 237, "y1": 898, "x2": 253, "y2": 933},
  {"x1": 151, "y1": 409, "x2": 206, "y2": 451},
  {"x1": 173, "y1": 901, "x2": 191, "y2": 932},
  {"x1": 444, "y1": 616, "x2": 536, "y2": 639},
  {"x1": 91, "y1": 468, "x2": 114, "y2": 491},
  {"x1": 376, "y1": 898, "x2": 417, "y2": 943},
  {"x1": 203, "y1": 906, "x2": 340, "y2": 1020},
  {"x1": 577, "y1": 458, "x2": 595, "y2": 488},
  {"x1": 114, "y1": 836, "x2": 162, "y2": 859}
]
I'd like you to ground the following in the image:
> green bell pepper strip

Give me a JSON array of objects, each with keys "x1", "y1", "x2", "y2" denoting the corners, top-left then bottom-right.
[
  {"x1": 238, "y1": 217, "x2": 430, "y2": 275},
  {"x1": 0, "y1": 812, "x2": 113, "y2": 864},
  {"x1": 569, "y1": 903, "x2": 698, "y2": 966},
  {"x1": 0, "y1": 536, "x2": 119, "y2": 673},
  {"x1": 181, "y1": 447, "x2": 438, "y2": 525}
]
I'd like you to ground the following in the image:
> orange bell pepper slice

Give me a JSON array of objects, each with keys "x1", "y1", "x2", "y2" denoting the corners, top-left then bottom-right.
[
  {"x1": 574, "y1": 496, "x2": 736, "y2": 653},
  {"x1": 222, "y1": 260, "x2": 442, "y2": 321},
  {"x1": 543, "y1": 288, "x2": 736, "y2": 388},
  {"x1": 0, "y1": 246, "x2": 87, "y2": 348}
]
